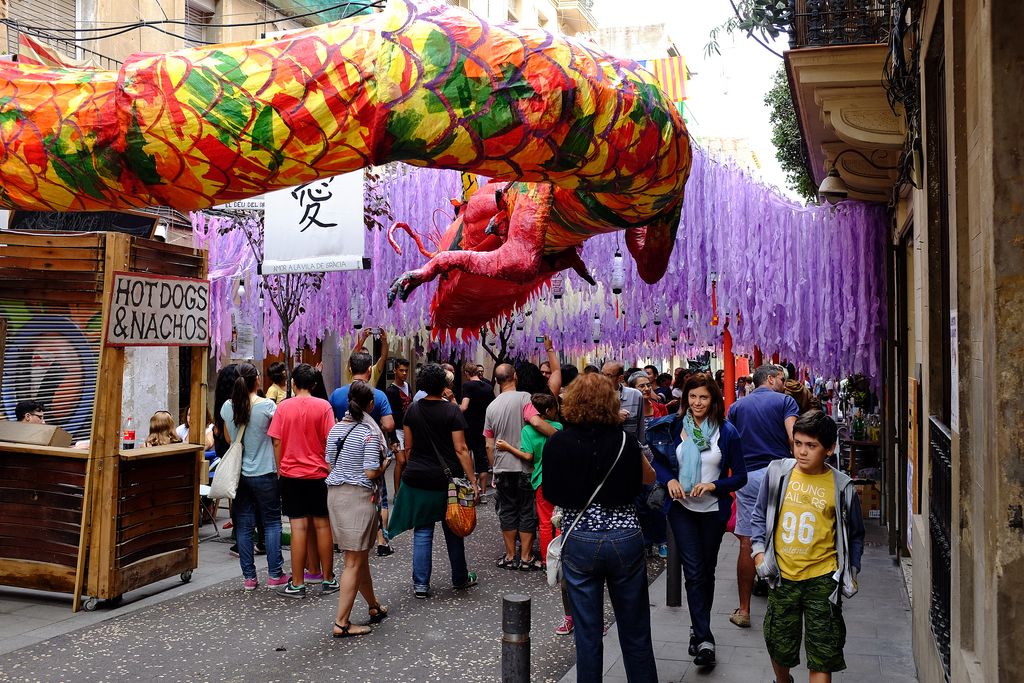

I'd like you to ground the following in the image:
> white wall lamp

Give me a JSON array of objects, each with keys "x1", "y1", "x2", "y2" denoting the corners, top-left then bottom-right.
[{"x1": 818, "y1": 149, "x2": 901, "y2": 205}]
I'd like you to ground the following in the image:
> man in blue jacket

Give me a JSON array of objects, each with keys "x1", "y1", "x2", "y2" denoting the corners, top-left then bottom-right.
[{"x1": 725, "y1": 364, "x2": 800, "y2": 627}]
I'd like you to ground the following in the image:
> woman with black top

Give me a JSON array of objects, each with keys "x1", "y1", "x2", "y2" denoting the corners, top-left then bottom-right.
[
  {"x1": 543, "y1": 373, "x2": 659, "y2": 682},
  {"x1": 388, "y1": 363, "x2": 481, "y2": 599}
]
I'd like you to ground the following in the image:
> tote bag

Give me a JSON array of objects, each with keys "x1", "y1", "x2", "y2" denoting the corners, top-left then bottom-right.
[{"x1": 208, "y1": 423, "x2": 245, "y2": 500}]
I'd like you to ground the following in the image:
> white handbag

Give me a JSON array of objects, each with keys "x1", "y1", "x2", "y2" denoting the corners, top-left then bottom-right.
[
  {"x1": 546, "y1": 433, "x2": 627, "y2": 587},
  {"x1": 208, "y1": 422, "x2": 245, "y2": 500}
]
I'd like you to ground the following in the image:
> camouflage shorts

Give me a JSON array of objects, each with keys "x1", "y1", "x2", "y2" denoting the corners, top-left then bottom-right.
[{"x1": 763, "y1": 573, "x2": 847, "y2": 673}]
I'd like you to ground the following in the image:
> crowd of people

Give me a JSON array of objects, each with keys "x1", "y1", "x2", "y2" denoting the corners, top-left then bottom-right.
[{"x1": 174, "y1": 340, "x2": 864, "y2": 683}]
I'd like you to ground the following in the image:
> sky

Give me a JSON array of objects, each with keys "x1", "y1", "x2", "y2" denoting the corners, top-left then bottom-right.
[{"x1": 592, "y1": 0, "x2": 793, "y2": 195}]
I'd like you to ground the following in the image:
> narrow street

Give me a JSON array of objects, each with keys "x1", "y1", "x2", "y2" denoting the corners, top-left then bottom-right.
[{"x1": 0, "y1": 501, "x2": 581, "y2": 682}]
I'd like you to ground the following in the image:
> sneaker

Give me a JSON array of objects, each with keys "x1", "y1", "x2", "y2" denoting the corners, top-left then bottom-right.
[
  {"x1": 229, "y1": 545, "x2": 240, "y2": 558},
  {"x1": 255, "y1": 543, "x2": 267, "y2": 556},
  {"x1": 554, "y1": 615, "x2": 574, "y2": 635},
  {"x1": 243, "y1": 578, "x2": 258, "y2": 591},
  {"x1": 453, "y1": 571, "x2": 478, "y2": 590},
  {"x1": 277, "y1": 580, "x2": 307, "y2": 599},
  {"x1": 222, "y1": 521, "x2": 234, "y2": 530},
  {"x1": 414, "y1": 589, "x2": 430, "y2": 599},
  {"x1": 693, "y1": 644, "x2": 716, "y2": 667},
  {"x1": 266, "y1": 574, "x2": 290, "y2": 588},
  {"x1": 304, "y1": 571, "x2": 324, "y2": 582},
  {"x1": 321, "y1": 577, "x2": 340, "y2": 594},
  {"x1": 658, "y1": 543, "x2": 669, "y2": 559},
  {"x1": 376, "y1": 544, "x2": 394, "y2": 557}
]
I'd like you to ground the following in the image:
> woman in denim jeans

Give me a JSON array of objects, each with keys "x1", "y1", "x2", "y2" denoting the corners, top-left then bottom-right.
[
  {"x1": 388, "y1": 363, "x2": 481, "y2": 598},
  {"x1": 220, "y1": 363, "x2": 287, "y2": 590},
  {"x1": 542, "y1": 373, "x2": 659, "y2": 683}
]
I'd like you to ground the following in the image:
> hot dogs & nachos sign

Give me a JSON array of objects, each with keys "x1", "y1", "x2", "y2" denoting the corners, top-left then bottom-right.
[{"x1": 105, "y1": 273, "x2": 210, "y2": 347}]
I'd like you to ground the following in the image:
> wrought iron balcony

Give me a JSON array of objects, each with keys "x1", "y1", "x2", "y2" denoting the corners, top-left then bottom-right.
[
  {"x1": 555, "y1": 0, "x2": 598, "y2": 34},
  {"x1": 787, "y1": 0, "x2": 899, "y2": 49}
]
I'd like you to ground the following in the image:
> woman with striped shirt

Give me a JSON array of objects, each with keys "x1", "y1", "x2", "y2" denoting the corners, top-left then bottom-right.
[{"x1": 325, "y1": 381, "x2": 388, "y2": 638}]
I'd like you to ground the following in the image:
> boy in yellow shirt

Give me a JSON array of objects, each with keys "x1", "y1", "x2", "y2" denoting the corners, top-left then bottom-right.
[{"x1": 750, "y1": 411, "x2": 865, "y2": 683}]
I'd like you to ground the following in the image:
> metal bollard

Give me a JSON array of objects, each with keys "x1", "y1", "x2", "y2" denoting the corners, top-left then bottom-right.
[
  {"x1": 666, "y1": 523, "x2": 682, "y2": 607},
  {"x1": 502, "y1": 593, "x2": 531, "y2": 683}
]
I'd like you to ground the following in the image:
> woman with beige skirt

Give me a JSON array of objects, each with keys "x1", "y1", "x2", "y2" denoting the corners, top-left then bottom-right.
[{"x1": 324, "y1": 381, "x2": 388, "y2": 637}]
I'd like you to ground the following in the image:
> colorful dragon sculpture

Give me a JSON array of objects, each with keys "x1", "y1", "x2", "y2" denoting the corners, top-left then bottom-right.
[{"x1": 0, "y1": 0, "x2": 691, "y2": 332}]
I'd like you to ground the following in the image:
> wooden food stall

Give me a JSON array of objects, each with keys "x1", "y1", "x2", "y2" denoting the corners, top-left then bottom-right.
[{"x1": 0, "y1": 231, "x2": 209, "y2": 611}]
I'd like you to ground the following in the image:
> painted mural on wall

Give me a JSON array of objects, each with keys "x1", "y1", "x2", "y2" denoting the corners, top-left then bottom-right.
[{"x1": 0, "y1": 300, "x2": 102, "y2": 441}]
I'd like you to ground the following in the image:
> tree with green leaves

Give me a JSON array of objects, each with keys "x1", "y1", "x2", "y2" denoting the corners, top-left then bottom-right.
[{"x1": 764, "y1": 65, "x2": 819, "y2": 203}]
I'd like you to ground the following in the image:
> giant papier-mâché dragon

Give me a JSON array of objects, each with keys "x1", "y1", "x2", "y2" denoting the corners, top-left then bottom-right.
[{"x1": 0, "y1": 0, "x2": 691, "y2": 333}]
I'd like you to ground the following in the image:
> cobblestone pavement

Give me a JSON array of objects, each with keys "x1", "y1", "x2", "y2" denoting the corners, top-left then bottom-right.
[{"x1": 0, "y1": 494, "x2": 635, "y2": 683}]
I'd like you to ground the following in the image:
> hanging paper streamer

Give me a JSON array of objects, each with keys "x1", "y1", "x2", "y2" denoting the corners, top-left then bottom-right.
[{"x1": 196, "y1": 145, "x2": 887, "y2": 382}]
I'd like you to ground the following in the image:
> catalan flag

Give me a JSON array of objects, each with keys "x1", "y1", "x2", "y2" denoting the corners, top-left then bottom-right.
[
  {"x1": 644, "y1": 56, "x2": 687, "y2": 103},
  {"x1": 18, "y1": 34, "x2": 97, "y2": 69}
]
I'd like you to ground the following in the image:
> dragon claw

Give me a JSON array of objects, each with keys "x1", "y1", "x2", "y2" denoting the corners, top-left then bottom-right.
[{"x1": 387, "y1": 271, "x2": 424, "y2": 307}]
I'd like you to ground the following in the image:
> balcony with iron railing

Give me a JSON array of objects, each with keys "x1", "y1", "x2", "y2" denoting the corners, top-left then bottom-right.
[
  {"x1": 555, "y1": 0, "x2": 597, "y2": 35},
  {"x1": 782, "y1": 0, "x2": 906, "y2": 203},
  {"x1": 4, "y1": 24, "x2": 122, "y2": 70},
  {"x1": 787, "y1": 0, "x2": 899, "y2": 49}
]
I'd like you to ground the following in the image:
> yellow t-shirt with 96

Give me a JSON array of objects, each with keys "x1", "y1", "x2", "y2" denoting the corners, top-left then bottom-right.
[{"x1": 774, "y1": 468, "x2": 838, "y2": 581}]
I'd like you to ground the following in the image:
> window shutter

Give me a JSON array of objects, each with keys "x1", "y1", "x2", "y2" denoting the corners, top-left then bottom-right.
[{"x1": 184, "y1": 0, "x2": 213, "y2": 47}]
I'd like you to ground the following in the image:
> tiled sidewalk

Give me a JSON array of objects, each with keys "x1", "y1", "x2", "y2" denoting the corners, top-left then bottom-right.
[{"x1": 560, "y1": 525, "x2": 917, "y2": 682}]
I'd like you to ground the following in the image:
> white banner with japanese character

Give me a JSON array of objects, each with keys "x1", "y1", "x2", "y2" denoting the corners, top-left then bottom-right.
[{"x1": 262, "y1": 171, "x2": 367, "y2": 274}]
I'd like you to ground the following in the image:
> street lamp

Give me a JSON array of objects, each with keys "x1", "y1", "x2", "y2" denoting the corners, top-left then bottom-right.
[{"x1": 818, "y1": 148, "x2": 900, "y2": 205}]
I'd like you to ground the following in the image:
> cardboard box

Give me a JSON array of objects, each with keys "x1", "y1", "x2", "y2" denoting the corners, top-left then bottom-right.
[
  {"x1": 856, "y1": 482, "x2": 882, "y2": 520},
  {"x1": 0, "y1": 420, "x2": 73, "y2": 447}
]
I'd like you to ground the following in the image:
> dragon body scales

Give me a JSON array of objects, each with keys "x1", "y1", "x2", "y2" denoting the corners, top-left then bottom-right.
[{"x1": 0, "y1": 0, "x2": 691, "y2": 331}]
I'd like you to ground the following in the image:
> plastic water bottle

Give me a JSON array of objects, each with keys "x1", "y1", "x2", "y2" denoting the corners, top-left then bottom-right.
[{"x1": 122, "y1": 416, "x2": 136, "y2": 450}]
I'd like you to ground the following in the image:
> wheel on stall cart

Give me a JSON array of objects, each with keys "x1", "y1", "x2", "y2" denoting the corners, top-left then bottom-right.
[
  {"x1": 83, "y1": 597, "x2": 99, "y2": 612},
  {"x1": 180, "y1": 570, "x2": 193, "y2": 583}
]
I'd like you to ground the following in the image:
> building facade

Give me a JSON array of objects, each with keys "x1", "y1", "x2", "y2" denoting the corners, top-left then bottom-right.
[{"x1": 784, "y1": 1, "x2": 1023, "y2": 681}]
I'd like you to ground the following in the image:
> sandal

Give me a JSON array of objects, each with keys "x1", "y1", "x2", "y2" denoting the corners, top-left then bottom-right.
[
  {"x1": 729, "y1": 609, "x2": 751, "y2": 628},
  {"x1": 519, "y1": 557, "x2": 543, "y2": 572},
  {"x1": 332, "y1": 621, "x2": 372, "y2": 638},
  {"x1": 368, "y1": 604, "x2": 389, "y2": 624},
  {"x1": 495, "y1": 556, "x2": 520, "y2": 570}
]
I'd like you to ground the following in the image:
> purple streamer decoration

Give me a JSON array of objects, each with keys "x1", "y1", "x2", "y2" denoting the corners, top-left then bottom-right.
[{"x1": 193, "y1": 149, "x2": 888, "y2": 380}]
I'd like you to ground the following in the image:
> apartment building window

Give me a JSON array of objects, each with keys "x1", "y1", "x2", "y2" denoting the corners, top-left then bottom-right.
[{"x1": 185, "y1": 0, "x2": 216, "y2": 47}]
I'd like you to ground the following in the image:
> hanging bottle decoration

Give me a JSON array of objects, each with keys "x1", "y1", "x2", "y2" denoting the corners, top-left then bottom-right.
[
  {"x1": 515, "y1": 310, "x2": 525, "y2": 331},
  {"x1": 551, "y1": 272, "x2": 564, "y2": 300},
  {"x1": 653, "y1": 302, "x2": 662, "y2": 325},
  {"x1": 611, "y1": 249, "x2": 625, "y2": 294},
  {"x1": 350, "y1": 293, "x2": 365, "y2": 330},
  {"x1": 592, "y1": 313, "x2": 601, "y2": 344}
]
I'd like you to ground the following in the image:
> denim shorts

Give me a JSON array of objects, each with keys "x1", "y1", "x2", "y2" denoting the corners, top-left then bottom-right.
[{"x1": 733, "y1": 466, "x2": 766, "y2": 537}]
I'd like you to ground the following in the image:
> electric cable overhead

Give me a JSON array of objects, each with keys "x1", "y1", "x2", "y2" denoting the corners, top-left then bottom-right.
[{"x1": 2, "y1": 0, "x2": 383, "y2": 44}]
